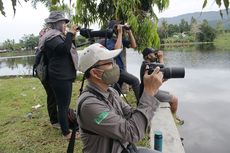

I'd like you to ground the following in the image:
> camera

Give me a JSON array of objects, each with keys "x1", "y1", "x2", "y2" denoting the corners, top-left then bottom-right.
[
  {"x1": 114, "y1": 25, "x2": 131, "y2": 30},
  {"x1": 79, "y1": 28, "x2": 113, "y2": 39},
  {"x1": 146, "y1": 63, "x2": 185, "y2": 79}
]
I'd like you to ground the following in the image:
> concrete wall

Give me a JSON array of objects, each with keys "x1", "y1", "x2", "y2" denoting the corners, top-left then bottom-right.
[{"x1": 150, "y1": 103, "x2": 185, "y2": 153}]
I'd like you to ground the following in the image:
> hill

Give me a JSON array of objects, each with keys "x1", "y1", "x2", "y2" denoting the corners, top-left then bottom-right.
[{"x1": 159, "y1": 10, "x2": 230, "y2": 29}]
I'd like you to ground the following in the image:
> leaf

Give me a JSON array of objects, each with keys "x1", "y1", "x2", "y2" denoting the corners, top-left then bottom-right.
[
  {"x1": 224, "y1": 0, "x2": 229, "y2": 14},
  {"x1": 215, "y1": 0, "x2": 221, "y2": 7},
  {"x1": 202, "y1": 0, "x2": 207, "y2": 9},
  {"x1": 0, "y1": 0, "x2": 6, "y2": 16},
  {"x1": 11, "y1": 0, "x2": 17, "y2": 16}
]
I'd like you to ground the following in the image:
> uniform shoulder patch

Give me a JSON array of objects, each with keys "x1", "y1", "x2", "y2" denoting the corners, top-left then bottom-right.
[{"x1": 94, "y1": 111, "x2": 109, "y2": 125}]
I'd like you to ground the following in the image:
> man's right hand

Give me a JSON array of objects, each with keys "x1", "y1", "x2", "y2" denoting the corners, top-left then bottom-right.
[
  {"x1": 116, "y1": 24, "x2": 123, "y2": 34},
  {"x1": 143, "y1": 67, "x2": 163, "y2": 96}
]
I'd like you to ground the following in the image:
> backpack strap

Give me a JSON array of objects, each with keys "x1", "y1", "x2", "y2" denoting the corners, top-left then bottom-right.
[{"x1": 67, "y1": 88, "x2": 104, "y2": 153}]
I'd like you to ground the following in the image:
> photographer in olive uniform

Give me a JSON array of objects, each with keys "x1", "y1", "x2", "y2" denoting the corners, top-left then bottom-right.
[{"x1": 77, "y1": 43, "x2": 162, "y2": 153}]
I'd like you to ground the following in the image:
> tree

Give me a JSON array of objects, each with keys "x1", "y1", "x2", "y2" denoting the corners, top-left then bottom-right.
[
  {"x1": 215, "y1": 21, "x2": 224, "y2": 34},
  {"x1": 20, "y1": 34, "x2": 39, "y2": 50},
  {"x1": 190, "y1": 22, "x2": 201, "y2": 37},
  {"x1": 2, "y1": 39, "x2": 16, "y2": 51},
  {"x1": 179, "y1": 19, "x2": 190, "y2": 33},
  {"x1": 196, "y1": 20, "x2": 216, "y2": 42},
  {"x1": 161, "y1": 19, "x2": 169, "y2": 38}
]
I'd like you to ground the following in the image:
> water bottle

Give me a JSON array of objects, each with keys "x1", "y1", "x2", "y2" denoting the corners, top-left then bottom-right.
[{"x1": 154, "y1": 130, "x2": 163, "y2": 152}]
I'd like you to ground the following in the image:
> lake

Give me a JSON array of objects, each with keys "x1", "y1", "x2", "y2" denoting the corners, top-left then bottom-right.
[{"x1": 1, "y1": 46, "x2": 230, "y2": 153}]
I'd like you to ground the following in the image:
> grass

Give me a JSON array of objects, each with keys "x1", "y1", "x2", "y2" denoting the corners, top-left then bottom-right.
[{"x1": 0, "y1": 77, "x2": 150, "y2": 153}]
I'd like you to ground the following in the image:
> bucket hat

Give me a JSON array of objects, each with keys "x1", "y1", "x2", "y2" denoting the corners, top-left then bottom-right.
[{"x1": 45, "y1": 11, "x2": 69, "y2": 24}]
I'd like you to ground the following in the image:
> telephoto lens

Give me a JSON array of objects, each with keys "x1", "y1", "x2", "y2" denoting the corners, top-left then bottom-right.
[{"x1": 160, "y1": 67, "x2": 185, "y2": 79}]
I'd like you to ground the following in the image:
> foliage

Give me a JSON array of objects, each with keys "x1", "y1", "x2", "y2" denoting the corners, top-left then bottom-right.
[
  {"x1": 158, "y1": 19, "x2": 191, "y2": 40},
  {"x1": 215, "y1": 21, "x2": 225, "y2": 34},
  {"x1": 196, "y1": 20, "x2": 216, "y2": 42},
  {"x1": 30, "y1": 0, "x2": 170, "y2": 51},
  {"x1": 72, "y1": 0, "x2": 171, "y2": 51},
  {"x1": 20, "y1": 34, "x2": 39, "y2": 50},
  {"x1": 214, "y1": 32, "x2": 230, "y2": 50},
  {"x1": 0, "y1": 34, "x2": 38, "y2": 51},
  {"x1": 2, "y1": 39, "x2": 16, "y2": 51},
  {"x1": 179, "y1": 19, "x2": 190, "y2": 33},
  {"x1": 0, "y1": 0, "x2": 29, "y2": 16},
  {"x1": 202, "y1": 0, "x2": 229, "y2": 17},
  {"x1": 75, "y1": 35, "x2": 88, "y2": 46}
]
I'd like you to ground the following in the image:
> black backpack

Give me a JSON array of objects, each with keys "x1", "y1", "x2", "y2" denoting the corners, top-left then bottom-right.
[{"x1": 33, "y1": 49, "x2": 48, "y2": 83}]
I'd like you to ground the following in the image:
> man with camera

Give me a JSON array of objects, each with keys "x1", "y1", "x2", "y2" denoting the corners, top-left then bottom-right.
[
  {"x1": 139, "y1": 48, "x2": 184, "y2": 126},
  {"x1": 100, "y1": 20, "x2": 140, "y2": 103},
  {"x1": 77, "y1": 43, "x2": 162, "y2": 153}
]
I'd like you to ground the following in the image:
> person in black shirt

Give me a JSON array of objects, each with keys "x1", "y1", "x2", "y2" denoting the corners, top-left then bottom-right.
[
  {"x1": 139, "y1": 48, "x2": 184, "y2": 126},
  {"x1": 38, "y1": 11, "x2": 79, "y2": 139}
]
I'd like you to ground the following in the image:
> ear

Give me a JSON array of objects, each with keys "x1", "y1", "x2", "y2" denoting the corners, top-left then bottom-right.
[{"x1": 90, "y1": 68, "x2": 102, "y2": 80}]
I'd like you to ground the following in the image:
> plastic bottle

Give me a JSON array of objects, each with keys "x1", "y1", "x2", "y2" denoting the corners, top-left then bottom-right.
[{"x1": 154, "y1": 130, "x2": 163, "y2": 152}]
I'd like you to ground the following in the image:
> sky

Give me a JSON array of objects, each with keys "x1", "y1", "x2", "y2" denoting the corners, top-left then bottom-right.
[{"x1": 0, "y1": 0, "x2": 226, "y2": 43}]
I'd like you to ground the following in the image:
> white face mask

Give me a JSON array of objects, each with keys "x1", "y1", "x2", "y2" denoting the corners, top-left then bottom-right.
[{"x1": 52, "y1": 20, "x2": 66, "y2": 33}]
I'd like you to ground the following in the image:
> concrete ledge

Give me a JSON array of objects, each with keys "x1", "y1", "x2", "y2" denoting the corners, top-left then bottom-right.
[{"x1": 150, "y1": 102, "x2": 185, "y2": 153}]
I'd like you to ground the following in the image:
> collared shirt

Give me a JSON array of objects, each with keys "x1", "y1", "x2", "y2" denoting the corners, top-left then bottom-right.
[{"x1": 77, "y1": 82, "x2": 159, "y2": 153}]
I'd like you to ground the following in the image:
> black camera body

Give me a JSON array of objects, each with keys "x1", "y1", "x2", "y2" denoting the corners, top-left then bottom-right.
[
  {"x1": 116, "y1": 25, "x2": 131, "y2": 30},
  {"x1": 146, "y1": 63, "x2": 185, "y2": 79},
  {"x1": 123, "y1": 25, "x2": 131, "y2": 30},
  {"x1": 79, "y1": 28, "x2": 113, "y2": 39}
]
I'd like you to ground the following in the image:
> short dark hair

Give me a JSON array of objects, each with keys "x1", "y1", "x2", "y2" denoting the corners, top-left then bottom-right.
[{"x1": 142, "y1": 48, "x2": 154, "y2": 58}]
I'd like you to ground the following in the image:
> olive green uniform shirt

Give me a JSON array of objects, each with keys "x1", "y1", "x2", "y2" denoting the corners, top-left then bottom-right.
[{"x1": 77, "y1": 82, "x2": 159, "y2": 153}]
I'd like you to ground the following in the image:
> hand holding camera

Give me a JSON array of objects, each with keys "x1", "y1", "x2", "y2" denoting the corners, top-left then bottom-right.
[
  {"x1": 70, "y1": 24, "x2": 79, "y2": 37},
  {"x1": 116, "y1": 24, "x2": 123, "y2": 34},
  {"x1": 155, "y1": 50, "x2": 163, "y2": 58},
  {"x1": 143, "y1": 67, "x2": 163, "y2": 96}
]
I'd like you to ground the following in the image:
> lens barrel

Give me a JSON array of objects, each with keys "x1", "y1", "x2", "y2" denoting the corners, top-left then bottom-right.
[{"x1": 161, "y1": 67, "x2": 185, "y2": 79}]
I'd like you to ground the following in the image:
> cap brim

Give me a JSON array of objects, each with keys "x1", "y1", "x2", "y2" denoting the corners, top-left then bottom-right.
[{"x1": 98, "y1": 48, "x2": 122, "y2": 61}]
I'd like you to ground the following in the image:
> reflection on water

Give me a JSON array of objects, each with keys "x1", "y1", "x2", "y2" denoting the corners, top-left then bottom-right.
[
  {"x1": 0, "y1": 56, "x2": 34, "y2": 76},
  {"x1": 1, "y1": 46, "x2": 230, "y2": 153}
]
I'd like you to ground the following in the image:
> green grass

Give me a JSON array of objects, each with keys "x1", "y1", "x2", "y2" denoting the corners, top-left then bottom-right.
[
  {"x1": 0, "y1": 77, "x2": 150, "y2": 152},
  {"x1": 214, "y1": 33, "x2": 230, "y2": 50}
]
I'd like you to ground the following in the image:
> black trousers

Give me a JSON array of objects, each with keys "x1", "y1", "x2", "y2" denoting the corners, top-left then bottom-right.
[
  {"x1": 49, "y1": 78, "x2": 73, "y2": 136},
  {"x1": 42, "y1": 81, "x2": 58, "y2": 124},
  {"x1": 114, "y1": 69, "x2": 140, "y2": 102}
]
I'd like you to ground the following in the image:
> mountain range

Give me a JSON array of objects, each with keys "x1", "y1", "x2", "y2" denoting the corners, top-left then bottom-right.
[{"x1": 159, "y1": 10, "x2": 230, "y2": 29}]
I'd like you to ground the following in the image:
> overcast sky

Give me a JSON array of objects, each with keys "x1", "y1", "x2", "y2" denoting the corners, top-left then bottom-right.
[{"x1": 0, "y1": 0, "x2": 226, "y2": 43}]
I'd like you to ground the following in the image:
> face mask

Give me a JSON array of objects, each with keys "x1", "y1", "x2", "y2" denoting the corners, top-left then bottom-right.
[{"x1": 101, "y1": 64, "x2": 120, "y2": 85}]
